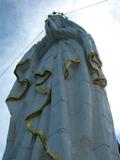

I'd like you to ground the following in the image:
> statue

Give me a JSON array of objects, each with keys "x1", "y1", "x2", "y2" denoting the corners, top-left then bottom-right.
[{"x1": 3, "y1": 12, "x2": 120, "y2": 160}]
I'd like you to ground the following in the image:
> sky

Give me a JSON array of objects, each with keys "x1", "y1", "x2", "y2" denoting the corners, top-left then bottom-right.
[{"x1": 0, "y1": 0, "x2": 120, "y2": 159}]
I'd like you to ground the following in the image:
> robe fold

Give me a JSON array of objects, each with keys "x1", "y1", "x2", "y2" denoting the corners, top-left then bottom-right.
[{"x1": 3, "y1": 14, "x2": 120, "y2": 160}]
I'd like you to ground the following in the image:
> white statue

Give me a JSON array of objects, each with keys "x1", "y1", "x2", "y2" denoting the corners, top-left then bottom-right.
[{"x1": 3, "y1": 13, "x2": 120, "y2": 160}]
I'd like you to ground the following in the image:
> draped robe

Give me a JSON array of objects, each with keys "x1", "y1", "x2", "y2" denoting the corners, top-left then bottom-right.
[{"x1": 3, "y1": 14, "x2": 120, "y2": 160}]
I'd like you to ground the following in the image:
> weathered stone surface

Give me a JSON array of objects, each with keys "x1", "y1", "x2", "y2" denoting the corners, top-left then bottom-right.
[{"x1": 3, "y1": 13, "x2": 120, "y2": 160}]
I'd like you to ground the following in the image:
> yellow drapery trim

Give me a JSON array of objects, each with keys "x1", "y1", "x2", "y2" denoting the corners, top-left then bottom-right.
[
  {"x1": 88, "y1": 53, "x2": 99, "y2": 76},
  {"x1": 63, "y1": 57, "x2": 80, "y2": 80},
  {"x1": 25, "y1": 70, "x2": 62, "y2": 160},
  {"x1": 34, "y1": 70, "x2": 52, "y2": 85},
  {"x1": 6, "y1": 79, "x2": 30, "y2": 101},
  {"x1": 88, "y1": 52, "x2": 107, "y2": 88},
  {"x1": 93, "y1": 78, "x2": 107, "y2": 88},
  {"x1": 6, "y1": 59, "x2": 30, "y2": 101}
]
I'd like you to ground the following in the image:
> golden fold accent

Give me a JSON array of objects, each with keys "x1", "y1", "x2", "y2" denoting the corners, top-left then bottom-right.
[
  {"x1": 36, "y1": 85, "x2": 50, "y2": 95},
  {"x1": 25, "y1": 70, "x2": 62, "y2": 160},
  {"x1": 6, "y1": 79, "x2": 30, "y2": 101},
  {"x1": 92, "y1": 54, "x2": 102, "y2": 69},
  {"x1": 64, "y1": 57, "x2": 80, "y2": 80},
  {"x1": 6, "y1": 59, "x2": 30, "y2": 102},
  {"x1": 25, "y1": 89, "x2": 51, "y2": 135},
  {"x1": 88, "y1": 53, "x2": 100, "y2": 76},
  {"x1": 14, "y1": 59, "x2": 29, "y2": 81},
  {"x1": 34, "y1": 70, "x2": 52, "y2": 85},
  {"x1": 88, "y1": 52, "x2": 107, "y2": 88},
  {"x1": 93, "y1": 78, "x2": 107, "y2": 88}
]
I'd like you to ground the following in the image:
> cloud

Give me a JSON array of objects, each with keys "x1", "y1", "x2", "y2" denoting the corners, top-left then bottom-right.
[
  {"x1": 109, "y1": 0, "x2": 120, "y2": 23},
  {"x1": 0, "y1": 0, "x2": 76, "y2": 158},
  {"x1": 0, "y1": 0, "x2": 75, "y2": 69},
  {"x1": 68, "y1": 0, "x2": 120, "y2": 136}
]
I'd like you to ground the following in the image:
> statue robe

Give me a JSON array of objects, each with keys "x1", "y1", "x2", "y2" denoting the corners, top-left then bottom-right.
[{"x1": 3, "y1": 14, "x2": 120, "y2": 160}]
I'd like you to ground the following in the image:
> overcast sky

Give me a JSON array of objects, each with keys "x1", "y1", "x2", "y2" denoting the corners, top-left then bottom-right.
[{"x1": 0, "y1": 0, "x2": 120, "y2": 159}]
